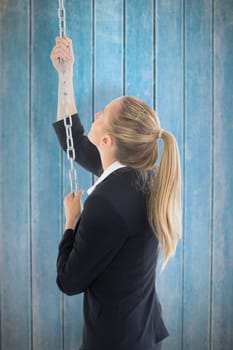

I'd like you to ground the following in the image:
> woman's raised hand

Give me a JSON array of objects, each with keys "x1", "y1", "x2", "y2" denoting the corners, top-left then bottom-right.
[{"x1": 50, "y1": 36, "x2": 75, "y2": 74}]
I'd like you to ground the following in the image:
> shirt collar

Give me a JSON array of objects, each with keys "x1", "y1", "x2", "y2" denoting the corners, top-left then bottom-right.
[{"x1": 87, "y1": 161, "x2": 126, "y2": 196}]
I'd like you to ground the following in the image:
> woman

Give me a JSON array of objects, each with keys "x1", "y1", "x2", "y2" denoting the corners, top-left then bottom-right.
[{"x1": 50, "y1": 37, "x2": 182, "y2": 350}]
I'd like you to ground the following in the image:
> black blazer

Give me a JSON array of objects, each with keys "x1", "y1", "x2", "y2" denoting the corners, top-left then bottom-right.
[{"x1": 53, "y1": 115, "x2": 169, "y2": 350}]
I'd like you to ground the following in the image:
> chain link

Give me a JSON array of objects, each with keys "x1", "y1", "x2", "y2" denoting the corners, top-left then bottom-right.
[
  {"x1": 58, "y1": 0, "x2": 66, "y2": 38},
  {"x1": 58, "y1": 0, "x2": 78, "y2": 193}
]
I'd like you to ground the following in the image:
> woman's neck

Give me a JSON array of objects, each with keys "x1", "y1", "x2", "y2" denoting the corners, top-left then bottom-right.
[{"x1": 100, "y1": 153, "x2": 118, "y2": 171}]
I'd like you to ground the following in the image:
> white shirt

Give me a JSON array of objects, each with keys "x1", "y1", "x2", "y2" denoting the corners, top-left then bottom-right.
[{"x1": 87, "y1": 161, "x2": 126, "y2": 196}]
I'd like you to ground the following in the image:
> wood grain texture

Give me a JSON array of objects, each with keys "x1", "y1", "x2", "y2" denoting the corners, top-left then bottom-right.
[
  {"x1": 94, "y1": 0, "x2": 124, "y2": 110},
  {"x1": 183, "y1": 0, "x2": 213, "y2": 349},
  {"x1": 213, "y1": 0, "x2": 233, "y2": 349},
  {"x1": 125, "y1": 0, "x2": 154, "y2": 105},
  {"x1": 31, "y1": 0, "x2": 62, "y2": 349},
  {"x1": 156, "y1": 1, "x2": 183, "y2": 349},
  {"x1": 0, "y1": 1, "x2": 31, "y2": 349}
]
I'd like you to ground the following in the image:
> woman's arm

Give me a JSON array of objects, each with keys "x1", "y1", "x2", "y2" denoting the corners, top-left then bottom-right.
[
  {"x1": 57, "y1": 67, "x2": 77, "y2": 121},
  {"x1": 50, "y1": 37, "x2": 103, "y2": 176},
  {"x1": 50, "y1": 37, "x2": 77, "y2": 120},
  {"x1": 53, "y1": 114, "x2": 103, "y2": 176},
  {"x1": 56, "y1": 194, "x2": 129, "y2": 295}
]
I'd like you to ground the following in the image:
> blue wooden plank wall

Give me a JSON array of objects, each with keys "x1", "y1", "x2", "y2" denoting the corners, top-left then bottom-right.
[{"x1": 0, "y1": 0, "x2": 232, "y2": 349}]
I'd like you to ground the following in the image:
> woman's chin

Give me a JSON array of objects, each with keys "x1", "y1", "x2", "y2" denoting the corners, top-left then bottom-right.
[{"x1": 87, "y1": 133, "x2": 96, "y2": 146}]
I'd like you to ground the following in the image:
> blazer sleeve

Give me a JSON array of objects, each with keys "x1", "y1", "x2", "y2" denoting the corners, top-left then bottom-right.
[
  {"x1": 56, "y1": 194, "x2": 129, "y2": 295},
  {"x1": 52, "y1": 114, "x2": 103, "y2": 176}
]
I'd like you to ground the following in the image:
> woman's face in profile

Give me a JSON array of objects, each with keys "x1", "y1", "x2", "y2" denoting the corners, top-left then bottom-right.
[{"x1": 88, "y1": 98, "x2": 120, "y2": 148}]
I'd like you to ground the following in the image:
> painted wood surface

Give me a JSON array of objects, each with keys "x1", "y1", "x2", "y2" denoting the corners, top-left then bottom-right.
[
  {"x1": 125, "y1": 0, "x2": 154, "y2": 105},
  {"x1": 213, "y1": 0, "x2": 233, "y2": 349},
  {"x1": 156, "y1": 1, "x2": 183, "y2": 349},
  {"x1": 0, "y1": 1, "x2": 31, "y2": 349},
  {"x1": 183, "y1": 0, "x2": 213, "y2": 348},
  {"x1": 0, "y1": 0, "x2": 233, "y2": 349},
  {"x1": 31, "y1": 0, "x2": 62, "y2": 348}
]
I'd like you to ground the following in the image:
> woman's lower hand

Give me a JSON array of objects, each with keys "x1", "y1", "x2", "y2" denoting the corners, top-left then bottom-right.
[
  {"x1": 50, "y1": 36, "x2": 75, "y2": 74},
  {"x1": 64, "y1": 190, "x2": 84, "y2": 230}
]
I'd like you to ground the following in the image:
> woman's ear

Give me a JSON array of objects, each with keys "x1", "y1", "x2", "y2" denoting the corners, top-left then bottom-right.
[{"x1": 101, "y1": 134, "x2": 116, "y2": 148}]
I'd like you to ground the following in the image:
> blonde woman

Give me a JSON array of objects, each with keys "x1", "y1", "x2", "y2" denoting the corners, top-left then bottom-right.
[{"x1": 51, "y1": 37, "x2": 182, "y2": 350}]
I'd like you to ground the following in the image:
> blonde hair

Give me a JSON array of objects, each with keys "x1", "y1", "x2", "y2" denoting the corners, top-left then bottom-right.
[{"x1": 107, "y1": 96, "x2": 182, "y2": 268}]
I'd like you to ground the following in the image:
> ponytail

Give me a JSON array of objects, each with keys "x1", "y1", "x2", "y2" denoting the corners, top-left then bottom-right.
[
  {"x1": 148, "y1": 130, "x2": 182, "y2": 268},
  {"x1": 107, "y1": 96, "x2": 182, "y2": 268}
]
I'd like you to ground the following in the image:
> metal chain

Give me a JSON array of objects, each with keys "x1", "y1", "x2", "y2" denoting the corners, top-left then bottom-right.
[{"x1": 58, "y1": 0, "x2": 78, "y2": 193}]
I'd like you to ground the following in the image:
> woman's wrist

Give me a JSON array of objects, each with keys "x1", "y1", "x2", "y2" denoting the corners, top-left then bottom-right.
[
  {"x1": 65, "y1": 220, "x2": 75, "y2": 230},
  {"x1": 65, "y1": 215, "x2": 80, "y2": 230},
  {"x1": 57, "y1": 69, "x2": 77, "y2": 120},
  {"x1": 58, "y1": 67, "x2": 73, "y2": 79}
]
